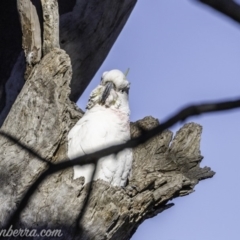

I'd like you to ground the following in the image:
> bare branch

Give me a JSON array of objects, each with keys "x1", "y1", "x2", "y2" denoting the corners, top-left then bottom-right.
[
  {"x1": 194, "y1": 0, "x2": 240, "y2": 24},
  {"x1": 2, "y1": 96, "x2": 239, "y2": 229},
  {"x1": 0, "y1": 0, "x2": 137, "y2": 122},
  {"x1": 17, "y1": 0, "x2": 41, "y2": 68},
  {"x1": 41, "y1": 0, "x2": 60, "y2": 55}
]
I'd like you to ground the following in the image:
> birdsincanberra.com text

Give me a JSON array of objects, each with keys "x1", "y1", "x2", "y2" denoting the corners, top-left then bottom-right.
[{"x1": 0, "y1": 225, "x2": 63, "y2": 238}]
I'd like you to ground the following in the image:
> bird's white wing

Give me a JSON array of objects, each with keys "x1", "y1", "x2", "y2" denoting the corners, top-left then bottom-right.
[
  {"x1": 112, "y1": 148, "x2": 132, "y2": 186},
  {"x1": 86, "y1": 106, "x2": 131, "y2": 186},
  {"x1": 68, "y1": 118, "x2": 94, "y2": 182},
  {"x1": 68, "y1": 106, "x2": 122, "y2": 183},
  {"x1": 95, "y1": 148, "x2": 132, "y2": 187}
]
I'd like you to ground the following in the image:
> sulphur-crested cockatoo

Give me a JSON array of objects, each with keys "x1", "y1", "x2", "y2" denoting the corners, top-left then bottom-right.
[{"x1": 68, "y1": 69, "x2": 132, "y2": 187}]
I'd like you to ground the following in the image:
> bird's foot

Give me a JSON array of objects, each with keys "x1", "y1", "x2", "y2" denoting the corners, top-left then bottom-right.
[{"x1": 124, "y1": 184, "x2": 138, "y2": 197}]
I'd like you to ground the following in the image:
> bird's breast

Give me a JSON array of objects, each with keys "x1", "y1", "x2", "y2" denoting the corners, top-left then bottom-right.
[{"x1": 85, "y1": 105, "x2": 130, "y2": 141}]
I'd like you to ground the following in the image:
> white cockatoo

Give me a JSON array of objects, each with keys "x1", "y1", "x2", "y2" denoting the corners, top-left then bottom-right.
[{"x1": 68, "y1": 69, "x2": 132, "y2": 187}]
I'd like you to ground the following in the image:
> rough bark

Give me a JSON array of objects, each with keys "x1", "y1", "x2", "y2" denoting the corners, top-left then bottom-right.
[
  {"x1": 0, "y1": 49, "x2": 214, "y2": 239},
  {"x1": 41, "y1": 0, "x2": 60, "y2": 56},
  {"x1": 0, "y1": 0, "x2": 137, "y2": 125},
  {"x1": 17, "y1": 0, "x2": 42, "y2": 79},
  {"x1": 0, "y1": 1, "x2": 214, "y2": 239}
]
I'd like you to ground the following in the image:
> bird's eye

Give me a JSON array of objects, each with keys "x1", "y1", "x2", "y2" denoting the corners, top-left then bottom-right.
[{"x1": 120, "y1": 88, "x2": 129, "y2": 94}]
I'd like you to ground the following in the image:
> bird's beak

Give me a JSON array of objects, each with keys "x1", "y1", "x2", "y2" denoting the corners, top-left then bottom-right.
[{"x1": 100, "y1": 82, "x2": 114, "y2": 105}]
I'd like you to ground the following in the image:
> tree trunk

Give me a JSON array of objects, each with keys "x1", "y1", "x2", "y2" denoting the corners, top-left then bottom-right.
[
  {"x1": 0, "y1": 0, "x2": 137, "y2": 125},
  {"x1": 0, "y1": 1, "x2": 214, "y2": 239}
]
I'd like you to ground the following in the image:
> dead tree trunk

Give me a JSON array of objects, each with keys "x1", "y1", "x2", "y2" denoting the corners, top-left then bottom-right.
[{"x1": 0, "y1": 1, "x2": 214, "y2": 239}]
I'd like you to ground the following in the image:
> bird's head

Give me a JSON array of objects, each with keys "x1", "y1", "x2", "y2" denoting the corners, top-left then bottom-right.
[
  {"x1": 86, "y1": 69, "x2": 130, "y2": 113},
  {"x1": 100, "y1": 69, "x2": 130, "y2": 105}
]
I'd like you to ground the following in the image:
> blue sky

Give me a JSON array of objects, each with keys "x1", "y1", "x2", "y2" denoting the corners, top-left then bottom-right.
[{"x1": 77, "y1": 1, "x2": 240, "y2": 239}]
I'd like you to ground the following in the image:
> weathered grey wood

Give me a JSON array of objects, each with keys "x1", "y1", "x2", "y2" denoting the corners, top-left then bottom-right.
[
  {"x1": 0, "y1": 0, "x2": 75, "y2": 117},
  {"x1": 17, "y1": 0, "x2": 42, "y2": 75},
  {"x1": 41, "y1": 0, "x2": 60, "y2": 56},
  {"x1": 0, "y1": 49, "x2": 214, "y2": 237},
  {"x1": 0, "y1": 0, "x2": 137, "y2": 125},
  {"x1": 0, "y1": 1, "x2": 215, "y2": 239},
  {"x1": 0, "y1": 49, "x2": 82, "y2": 226}
]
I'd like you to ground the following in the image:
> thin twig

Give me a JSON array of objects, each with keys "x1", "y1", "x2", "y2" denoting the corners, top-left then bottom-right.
[
  {"x1": 2, "y1": 97, "x2": 240, "y2": 228},
  {"x1": 194, "y1": 0, "x2": 240, "y2": 24}
]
